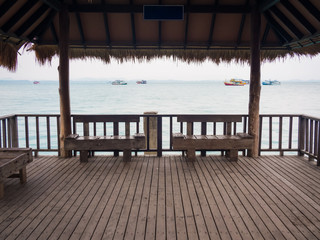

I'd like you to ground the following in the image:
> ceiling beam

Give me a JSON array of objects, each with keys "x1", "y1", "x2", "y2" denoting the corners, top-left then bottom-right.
[
  {"x1": 73, "y1": 0, "x2": 86, "y2": 47},
  {"x1": 207, "y1": 0, "x2": 219, "y2": 49},
  {"x1": 259, "y1": 0, "x2": 280, "y2": 12},
  {"x1": 261, "y1": 23, "x2": 270, "y2": 45},
  {"x1": 298, "y1": 0, "x2": 320, "y2": 22},
  {"x1": 50, "y1": 23, "x2": 58, "y2": 44},
  {"x1": 263, "y1": 11, "x2": 292, "y2": 44},
  {"x1": 15, "y1": 5, "x2": 49, "y2": 37},
  {"x1": 0, "y1": 0, "x2": 18, "y2": 18},
  {"x1": 184, "y1": 0, "x2": 190, "y2": 49},
  {"x1": 130, "y1": 0, "x2": 136, "y2": 48},
  {"x1": 281, "y1": 0, "x2": 315, "y2": 34},
  {"x1": 28, "y1": 9, "x2": 57, "y2": 41},
  {"x1": 101, "y1": 0, "x2": 111, "y2": 47},
  {"x1": 270, "y1": 6, "x2": 303, "y2": 39},
  {"x1": 68, "y1": 4, "x2": 250, "y2": 14},
  {"x1": 2, "y1": 0, "x2": 38, "y2": 33},
  {"x1": 42, "y1": 0, "x2": 62, "y2": 11},
  {"x1": 236, "y1": 0, "x2": 249, "y2": 47}
]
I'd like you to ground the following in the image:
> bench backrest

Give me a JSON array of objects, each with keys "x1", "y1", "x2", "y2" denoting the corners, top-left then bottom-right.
[
  {"x1": 176, "y1": 115, "x2": 243, "y2": 135},
  {"x1": 72, "y1": 115, "x2": 141, "y2": 137}
]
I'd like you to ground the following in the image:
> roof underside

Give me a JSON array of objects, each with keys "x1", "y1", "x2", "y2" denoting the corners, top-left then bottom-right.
[{"x1": 1, "y1": 0, "x2": 320, "y2": 69}]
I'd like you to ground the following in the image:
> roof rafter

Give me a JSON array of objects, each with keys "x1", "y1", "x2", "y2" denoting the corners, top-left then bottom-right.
[
  {"x1": 101, "y1": 0, "x2": 111, "y2": 48},
  {"x1": 68, "y1": 4, "x2": 250, "y2": 14},
  {"x1": 298, "y1": 0, "x2": 320, "y2": 22},
  {"x1": 41, "y1": 0, "x2": 61, "y2": 11},
  {"x1": 2, "y1": 0, "x2": 38, "y2": 33},
  {"x1": 236, "y1": 0, "x2": 249, "y2": 47},
  {"x1": 184, "y1": 0, "x2": 190, "y2": 49},
  {"x1": 15, "y1": 4, "x2": 49, "y2": 38},
  {"x1": 50, "y1": 23, "x2": 58, "y2": 44},
  {"x1": 263, "y1": 11, "x2": 292, "y2": 44},
  {"x1": 130, "y1": 0, "x2": 136, "y2": 48},
  {"x1": 259, "y1": 0, "x2": 280, "y2": 12},
  {"x1": 158, "y1": 0, "x2": 162, "y2": 49},
  {"x1": 28, "y1": 9, "x2": 57, "y2": 42},
  {"x1": 281, "y1": 0, "x2": 315, "y2": 34},
  {"x1": 73, "y1": 0, "x2": 86, "y2": 47},
  {"x1": 207, "y1": 0, "x2": 219, "y2": 49},
  {"x1": 0, "y1": 0, "x2": 18, "y2": 18},
  {"x1": 270, "y1": 6, "x2": 303, "y2": 39}
]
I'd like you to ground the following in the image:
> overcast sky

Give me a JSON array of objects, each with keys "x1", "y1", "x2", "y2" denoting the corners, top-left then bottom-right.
[{"x1": 1, "y1": 50, "x2": 320, "y2": 82}]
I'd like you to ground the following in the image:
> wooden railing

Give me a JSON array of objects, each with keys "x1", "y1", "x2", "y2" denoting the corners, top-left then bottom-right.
[{"x1": 0, "y1": 114, "x2": 319, "y2": 165}]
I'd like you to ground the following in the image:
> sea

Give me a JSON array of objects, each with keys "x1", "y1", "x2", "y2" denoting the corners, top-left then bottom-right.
[
  {"x1": 1, "y1": 80, "x2": 320, "y2": 117},
  {"x1": 1, "y1": 80, "x2": 320, "y2": 154}
]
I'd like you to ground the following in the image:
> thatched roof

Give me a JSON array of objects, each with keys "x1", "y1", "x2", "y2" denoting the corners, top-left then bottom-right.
[{"x1": 1, "y1": 0, "x2": 320, "y2": 71}]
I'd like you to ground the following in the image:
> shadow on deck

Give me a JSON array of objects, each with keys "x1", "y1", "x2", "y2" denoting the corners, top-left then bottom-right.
[{"x1": 0, "y1": 155, "x2": 319, "y2": 240}]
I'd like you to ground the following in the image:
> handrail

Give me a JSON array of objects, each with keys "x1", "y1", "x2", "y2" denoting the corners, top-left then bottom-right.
[{"x1": 0, "y1": 113, "x2": 319, "y2": 165}]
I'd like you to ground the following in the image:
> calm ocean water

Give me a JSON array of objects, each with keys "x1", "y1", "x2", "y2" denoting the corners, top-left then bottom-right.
[{"x1": 1, "y1": 80, "x2": 320, "y2": 117}]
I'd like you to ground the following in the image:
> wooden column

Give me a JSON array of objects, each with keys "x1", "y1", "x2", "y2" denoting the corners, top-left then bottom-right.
[
  {"x1": 59, "y1": 5, "x2": 71, "y2": 157},
  {"x1": 248, "y1": 4, "x2": 261, "y2": 157}
]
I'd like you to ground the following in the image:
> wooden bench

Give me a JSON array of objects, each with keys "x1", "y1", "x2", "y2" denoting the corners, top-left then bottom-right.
[
  {"x1": 64, "y1": 115, "x2": 145, "y2": 162},
  {"x1": 0, "y1": 148, "x2": 33, "y2": 198},
  {"x1": 172, "y1": 115, "x2": 253, "y2": 161}
]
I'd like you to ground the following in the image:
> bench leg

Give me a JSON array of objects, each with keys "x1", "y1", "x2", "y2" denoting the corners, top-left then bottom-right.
[
  {"x1": 123, "y1": 150, "x2": 131, "y2": 162},
  {"x1": 227, "y1": 150, "x2": 238, "y2": 161},
  {"x1": 0, "y1": 182, "x2": 3, "y2": 199},
  {"x1": 80, "y1": 150, "x2": 89, "y2": 162},
  {"x1": 19, "y1": 167, "x2": 27, "y2": 184},
  {"x1": 186, "y1": 149, "x2": 196, "y2": 161}
]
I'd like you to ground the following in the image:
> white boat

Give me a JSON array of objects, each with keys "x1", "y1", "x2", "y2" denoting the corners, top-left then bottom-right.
[
  {"x1": 262, "y1": 80, "x2": 280, "y2": 85},
  {"x1": 111, "y1": 80, "x2": 127, "y2": 85}
]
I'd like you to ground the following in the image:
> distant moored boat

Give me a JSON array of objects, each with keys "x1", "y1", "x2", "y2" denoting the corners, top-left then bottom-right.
[
  {"x1": 136, "y1": 80, "x2": 147, "y2": 84},
  {"x1": 224, "y1": 78, "x2": 247, "y2": 86},
  {"x1": 262, "y1": 80, "x2": 280, "y2": 85},
  {"x1": 33, "y1": 81, "x2": 40, "y2": 84},
  {"x1": 111, "y1": 80, "x2": 127, "y2": 85}
]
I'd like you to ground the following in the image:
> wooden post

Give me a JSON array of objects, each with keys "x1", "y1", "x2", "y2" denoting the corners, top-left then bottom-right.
[
  {"x1": 248, "y1": 4, "x2": 261, "y2": 157},
  {"x1": 59, "y1": 5, "x2": 72, "y2": 157}
]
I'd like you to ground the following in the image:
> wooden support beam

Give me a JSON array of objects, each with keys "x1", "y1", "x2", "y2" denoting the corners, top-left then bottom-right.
[
  {"x1": 298, "y1": 0, "x2": 320, "y2": 22},
  {"x1": 73, "y1": 0, "x2": 86, "y2": 47},
  {"x1": 184, "y1": 0, "x2": 190, "y2": 49},
  {"x1": 259, "y1": 0, "x2": 280, "y2": 12},
  {"x1": 248, "y1": 4, "x2": 261, "y2": 157},
  {"x1": 2, "y1": 0, "x2": 38, "y2": 33},
  {"x1": 15, "y1": 5, "x2": 49, "y2": 37},
  {"x1": 42, "y1": 0, "x2": 62, "y2": 11},
  {"x1": 28, "y1": 9, "x2": 57, "y2": 41},
  {"x1": 59, "y1": 5, "x2": 72, "y2": 158},
  {"x1": 270, "y1": 6, "x2": 303, "y2": 39},
  {"x1": 207, "y1": 0, "x2": 219, "y2": 49},
  {"x1": 0, "y1": 0, "x2": 18, "y2": 18},
  {"x1": 101, "y1": 0, "x2": 111, "y2": 47},
  {"x1": 281, "y1": 0, "x2": 316, "y2": 34},
  {"x1": 68, "y1": 4, "x2": 250, "y2": 14},
  {"x1": 130, "y1": 0, "x2": 136, "y2": 48}
]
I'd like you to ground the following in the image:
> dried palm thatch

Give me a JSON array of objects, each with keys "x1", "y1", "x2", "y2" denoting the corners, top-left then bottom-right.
[
  {"x1": 31, "y1": 43, "x2": 320, "y2": 65},
  {"x1": 0, "y1": 41, "x2": 18, "y2": 71},
  {"x1": 1, "y1": 41, "x2": 320, "y2": 72}
]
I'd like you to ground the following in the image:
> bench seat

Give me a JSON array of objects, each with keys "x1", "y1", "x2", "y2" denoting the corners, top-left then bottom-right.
[
  {"x1": 65, "y1": 133, "x2": 145, "y2": 162},
  {"x1": 173, "y1": 133, "x2": 253, "y2": 161}
]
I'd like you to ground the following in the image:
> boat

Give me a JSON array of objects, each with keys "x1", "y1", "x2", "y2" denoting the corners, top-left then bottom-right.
[
  {"x1": 224, "y1": 78, "x2": 247, "y2": 86},
  {"x1": 111, "y1": 80, "x2": 127, "y2": 85},
  {"x1": 33, "y1": 81, "x2": 40, "y2": 84},
  {"x1": 136, "y1": 80, "x2": 147, "y2": 84},
  {"x1": 262, "y1": 80, "x2": 280, "y2": 85}
]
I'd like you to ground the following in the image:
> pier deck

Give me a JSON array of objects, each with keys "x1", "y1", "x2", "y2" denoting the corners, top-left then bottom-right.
[{"x1": 0, "y1": 155, "x2": 319, "y2": 240}]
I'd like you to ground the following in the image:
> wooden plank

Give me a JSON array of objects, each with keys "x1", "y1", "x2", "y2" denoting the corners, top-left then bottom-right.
[
  {"x1": 240, "y1": 156, "x2": 320, "y2": 239},
  {"x1": 177, "y1": 115, "x2": 243, "y2": 123},
  {"x1": 155, "y1": 156, "x2": 166, "y2": 239},
  {"x1": 169, "y1": 156, "x2": 188, "y2": 239},
  {"x1": 100, "y1": 158, "x2": 140, "y2": 239},
  {"x1": 123, "y1": 157, "x2": 150, "y2": 240},
  {"x1": 89, "y1": 159, "x2": 136, "y2": 239},
  {"x1": 134, "y1": 157, "x2": 154, "y2": 239},
  {"x1": 164, "y1": 156, "x2": 177, "y2": 239},
  {"x1": 198, "y1": 156, "x2": 249, "y2": 239},
  {"x1": 73, "y1": 115, "x2": 140, "y2": 123}
]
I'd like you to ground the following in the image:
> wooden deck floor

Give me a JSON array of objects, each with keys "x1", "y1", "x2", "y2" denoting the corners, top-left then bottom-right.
[{"x1": 0, "y1": 154, "x2": 319, "y2": 240}]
